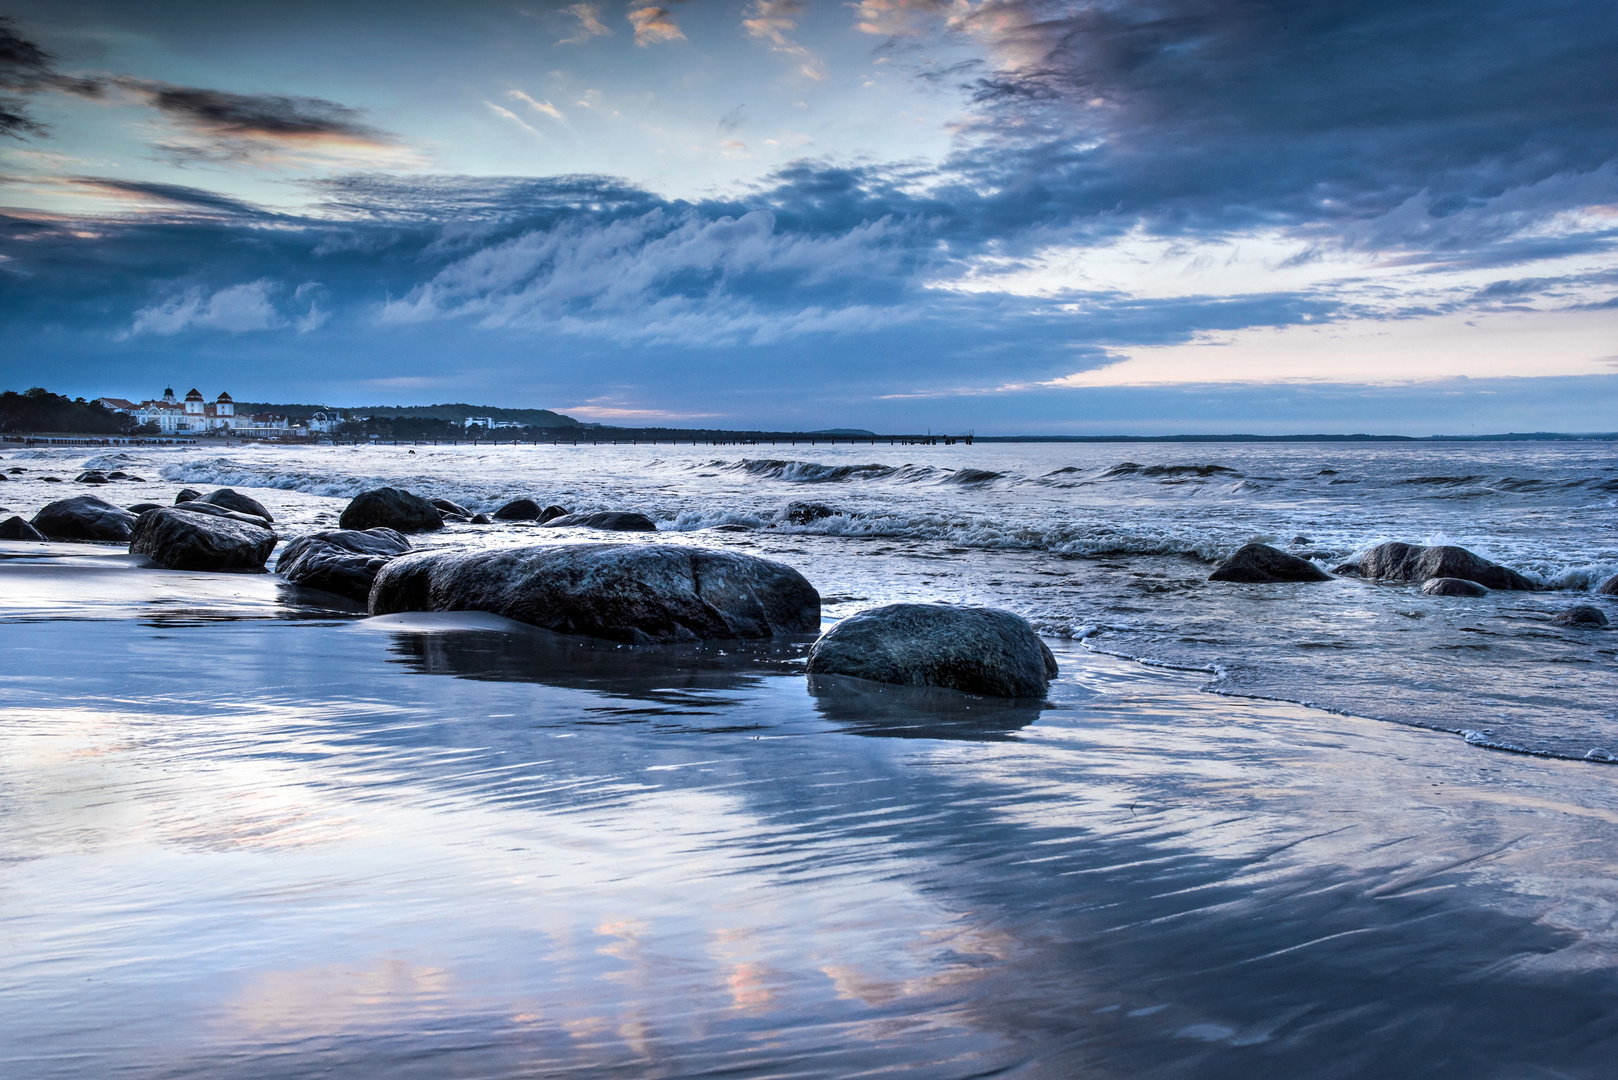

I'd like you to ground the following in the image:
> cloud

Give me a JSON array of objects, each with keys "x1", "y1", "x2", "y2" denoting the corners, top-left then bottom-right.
[
  {"x1": 508, "y1": 90, "x2": 564, "y2": 122},
  {"x1": 115, "y1": 78, "x2": 388, "y2": 144},
  {"x1": 1, "y1": 15, "x2": 104, "y2": 138},
  {"x1": 130, "y1": 279, "x2": 285, "y2": 335},
  {"x1": 559, "y1": 2, "x2": 613, "y2": 44},
  {"x1": 627, "y1": 4, "x2": 686, "y2": 47},
  {"x1": 742, "y1": 0, "x2": 826, "y2": 80},
  {"x1": 485, "y1": 101, "x2": 542, "y2": 137}
]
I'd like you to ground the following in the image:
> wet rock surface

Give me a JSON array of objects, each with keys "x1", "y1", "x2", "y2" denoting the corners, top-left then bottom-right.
[
  {"x1": 0, "y1": 515, "x2": 45, "y2": 541},
  {"x1": 175, "y1": 488, "x2": 202, "y2": 503},
  {"x1": 541, "y1": 511, "x2": 657, "y2": 531},
  {"x1": 806, "y1": 603, "x2": 1058, "y2": 698},
  {"x1": 1209, "y1": 543, "x2": 1331, "y2": 583},
  {"x1": 129, "y1": 506, "x2": 276, "y2": 571},
  {"x1": 493, "y1": 498, "x2": 541, "y2": 521},
  {"x1": 277, "y1": 528, "x2": 412, "y2": 601},
  {"x1": 370, "y1": 542, "x2": 820, "y2": 644},
  {"x1": 1422, "y1": 577, "x2": 1490, "y2": 597},
  {"x1": 199, "y1": 488, "x2": 274, "y2": 522},
  {"x1": 338, "y1": 487, "x2": 444, "y2": 533},
  {"x1": 1553, "y1": 605, "x2": 1609, "y2": 628},
  {"x1": 31, "y1": 495, "x2": 138, "y2": 542},
  {"x1": 1343, "y1": 541, "x2": 1536, "y2": 591},
  {"x1": 432, "y1": 498, "x2": 473, "y2": 518},
  {"x1": 1597, "y1": 574, "x2": 1618, "y2": 596},
  {"x1": 780, "y1": 501, "x2": 840, "y2": 525}
]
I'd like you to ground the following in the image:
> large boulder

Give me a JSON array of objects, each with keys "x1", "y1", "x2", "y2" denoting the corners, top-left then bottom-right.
[
  {"x1": 168, "y1": 501, "x2": 273, "y2": 528},
  {"x1": 0, "y1": 515, "x2": 45, "y2": 541},
  {"x1": 369, "y1": 543, "x2": 820, "y2": 645},
  {"x1": 31, "y1": 494, "x2": 138, "y2": 542},
  {"x1": 1597, "y1": 574, "x2": 1618, "y2": 596},
  {"x1": 338, "y1": 486, "x2": 444, "y2": 533},
  {"x1": 541, "y1": 511, "x2": 657, "y2": 531},
  {"x1": 493, "y1": 498, "x2": 541, "y2": 520},
  {"x1": 276, "y1": 528, "x2": 412, "y2": 601},
  {"x1": 1346, "y1": 541, "x2": 1536, "y2": 591},
  {"x1": 199, "y1": 487, "x2": 274, "y2": 522},
  {"x1": 1209, "y1": 542, "x2": 1331, "y2": 583},
  {"x1": 806, "y1": 603, "x2": 1057, "y2": 698},
  {"x1": 129, "y1": 506, "x2": 276, "y2": 571},
  {"x1": 1422, "y1": 576, "x2": 1489, "y2": 597},
  {"x1": 1553, "y1": 605, "x2": 1609, "y2": 628}
]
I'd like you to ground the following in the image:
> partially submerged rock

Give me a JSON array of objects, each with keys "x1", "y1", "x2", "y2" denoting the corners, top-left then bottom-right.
[
  {"x1": 541, "y1": 511, "x2": 657, "y2": 531},
  {"x1": 369, "y1": 543, "x2": 820, "y2": 644},
  {"x1": 75, "y1": 470, "x2": 109, "y2": 484},
  {"x1": 539, "y1": 504, "x2": 570, "y2": 523},
  {"x1": 806, "y1": 603, "x2": 1057, "y2": 698},
  {"x1": 1343, "y1": 541, "x2": 1536, "y2": 591},
  {"x1": 432, "y1": 498, "x2": 473, "y2": 518},
  {"x1": 780, "y1": 501, "x2": 839, "y2": 525},
  {"x1": 169, "y1": 501, "x2": 273, "y2": 528},
  {"x1": 125, "y1": 502, "x2": 164, "y2": 515},
  {"x1": 31, "y1": 494, "x2": 138, "y2": 542},
  {"x1": 1422, "y1": 576, "x2": 1489, "y2": 597},
  {"x1": 1553, "y1": 605, "x2": 1609, "y2": 628},
  {"x1": 175, "y1": 488, "x2": 202, "y2": 503},
  {"x1": 1597, "y1": 574, "x2": 1618, "y2": 596},
  {"x1": 469, "y1": 513, "x2": 494, "y2": 525},
  {"x1": 0, "y1": 515, "x2": 45, "y2": 541},
  {"x1": 277, "y1": 528, "x2": 412, "y2": 601},
  {"x1": 338, "y1": 486, "x2": 444, "y2": 533},
  {"x1": 1209, "y1": 542, "x2": 1331, "y2": 583},
  {"x1": 199, "y1": 487, "x2": 273, "y2": 522},
  {"x1": 129, "y1": 506, "x2": 276, "y2": 571},
  {"x1": 493, "y1": 498, "x2": 541, "y2": 520}
]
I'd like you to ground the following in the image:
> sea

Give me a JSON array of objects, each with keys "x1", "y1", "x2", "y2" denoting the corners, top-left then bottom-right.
[{"x1": 2, "y1": 438, "x2": 1616, "y2": 1077}]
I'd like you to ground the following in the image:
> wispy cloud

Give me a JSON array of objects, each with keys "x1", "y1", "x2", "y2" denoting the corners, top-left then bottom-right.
[
  {"x1": 627, "y1": 3, "x2": 686, "y2": 47},
  {"x1": 742, "y1": 0, "x2": 825, "y2": 80},
  {"x1": 508, "y1": 90, "x2": 564, "y2": 122},
  {"x1": 559, "y1": 2, "x2": 613, "y2": 44}
]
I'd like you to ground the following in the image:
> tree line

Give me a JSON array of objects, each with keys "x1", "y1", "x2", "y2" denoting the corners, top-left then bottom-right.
[{"x1": 0, "y1": 388, "x2": 138, "y2": 435}]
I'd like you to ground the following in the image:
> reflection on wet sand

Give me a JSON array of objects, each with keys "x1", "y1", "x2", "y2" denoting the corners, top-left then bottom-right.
[{"x1": 2, "y1": 614, "x2": 1617, "y2": 1078}]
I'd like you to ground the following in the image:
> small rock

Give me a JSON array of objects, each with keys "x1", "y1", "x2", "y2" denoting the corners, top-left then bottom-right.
[
  {"x1": 1347, "y1": 541, "x2": 1535, "y2": 591},
  {"x1": 806, "y1": 603, "x2": 1057, "y2": 698},
  {"x1": 1553, "y1": 606, "x2": 1608, "y2": 628},
  {"x1": 338, "y1": 487, "x2": 444, "y2": 533},
  {"x1": 1209, "y1": 543, "x2": 1331, "y2": 583},
  {"x1": 75, "y1": 470, "x2": 109, "y2": 484},
  {"x1": 370, "y1": 542, "x2": 819, "y2": 644},
  {"x1": 1422, "y1": 577, "x2": 1489, "y2": 597},
  {"x1": 780, "y1": 501, "x2": 839, "y2": 525},
  {"x1": 125, "y1": 502, "x2": 164, "y2": 514},
  {"x1": 175, "y1": 488, "x2": 202, "y2": 503},
  {"x1": 106, "y1": 471, "x2": 130, "y2": 480},
  {"x1": 277, "y1": 528, "x2": 412, "y2": 601},
  {"x1": 31, "y1": 495, "x2": 138, "y2": 542},
  {"x1": 129, "y1": 506, "x2": 276, "y2": 571},
  {"x1": 200, "y1": 488, "x2": 274, "y2": 522},
  {"x1": 493, "y1": 498, "x2": 541, "y2": 521},
  {"x1": 1290, "y1": 535, "x2": 1313, "y2": 545},
  {"x1": 7, "y1": 467, "x2": 23, "y2": 474},
  {"x1": 539, "y1": 504, "x2": 570, "y2": 523},
  {"x1": 1596, "y1": 574, "x2": 1618, "y2": 596},
  {"x1": 431, "y1": 498, "x2": 473, "y2": 518},
  {"x1": 469, "y1": 513, "x2": 494, "y2": 524},
  {"x1": 541, "y1": 511, "x2": 657, "y2": 531},
  {"x1": 41, "y1": 476, "x2": 61, "y2": 483},
  {"x1": 0, "y1": 515, "x2": 45, "y2": 541}
]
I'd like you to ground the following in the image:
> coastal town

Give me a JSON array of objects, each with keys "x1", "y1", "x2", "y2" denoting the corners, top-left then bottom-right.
[{"x1": 93, "y1": 387, "x2": 342, "y2": 439}]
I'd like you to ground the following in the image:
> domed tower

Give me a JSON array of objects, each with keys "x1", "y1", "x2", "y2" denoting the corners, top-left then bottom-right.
[
  {"x1": 162, "y1": 387, "x2": 176, "y2": 403},
  {"x1": 184, "y1": 388, "x2": 205, "y2": 415},
  {"x1": 215, "y1": 391, "x2": 234, "y2": 418}
]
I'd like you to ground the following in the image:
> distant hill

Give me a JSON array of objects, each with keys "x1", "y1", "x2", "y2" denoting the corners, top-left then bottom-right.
[
  {"x1": 810, "y1": 428, "x2": 878, "y2": 436},
  {"x1": 240, "y1": 402, "x2": 581, "y2": 428}
]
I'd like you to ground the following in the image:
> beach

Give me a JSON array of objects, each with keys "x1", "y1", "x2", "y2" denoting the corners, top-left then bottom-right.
[{"x1": 2, "y1": 442, "x2": 1617, "y2": 1076}]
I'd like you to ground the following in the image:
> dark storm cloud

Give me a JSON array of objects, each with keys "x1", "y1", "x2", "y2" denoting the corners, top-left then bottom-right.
[
  {"x1": 917, "y1": 0, "x2": 1618, "y2": 241},
  {"x1": 70, "y1": 177, "x2": 274, "y2": 217},
  {"x1": 0, "y1": 15, "x2": 102, "y2": 137},
  {"x1": 115, "y1": 79, "x2": 390, "y2": 144}
]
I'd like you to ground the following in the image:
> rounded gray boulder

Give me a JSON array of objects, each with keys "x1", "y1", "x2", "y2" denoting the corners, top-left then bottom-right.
[
  {"x1": 1422, "y1": 576, "x2": 1489, "y2": 597},
  {"x1": 806, "y1": 603, "x2": 1057, "y2": 698},
  {"x1": 1209, "y1": 542, "x2": 1331, "y2": 583},
  {"x1": 32, "y1": 494, "x2": 138, "y2": 542},
  {"x1": 129, "y1": 506, "x2": 276, "y2": 571},
  {"x1": 0, "y1": 515, "x2": 46, "y2": 541},
  {"x1": 541, "y1": 510, "x2": 657, "y2": 531},
  {"x1": 493, "y1": 498, "x2": 541, "y2": 520},
  {"x1": 369, "y1": 542, "x2": 820, "y2": 644},
  {"x1": 199, "y1": 488, "x2": 274, "y2": 522},
  {"x1": 277, "y1": 528, "x2": 412, "y2": 601},
  {"x1": 1552, "y1": 605, "x2": 1608, "y2": 628},
  {"x1": 1596, "y1": 573, "x2": 1618, "y2": 596},
  {"x1": 1347, "y1": 541, "x2": 1535, "y2": 591},
  {"x1": 338, "y1": 486, "x2": 444, "y2": 533}
]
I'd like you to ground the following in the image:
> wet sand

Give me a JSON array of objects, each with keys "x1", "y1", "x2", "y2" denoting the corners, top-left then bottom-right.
[{"x1": 2, "y1": 544, "x2": 1616, "y2": 1077}]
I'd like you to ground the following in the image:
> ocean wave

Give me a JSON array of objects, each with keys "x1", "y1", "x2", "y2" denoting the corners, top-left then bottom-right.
[
  {"x1": 1102, "y1": 462, "x2": 1241, "y2": 479},
  {"x1": 945, "y1": 468, "x2": 1005, "y2": 485}
]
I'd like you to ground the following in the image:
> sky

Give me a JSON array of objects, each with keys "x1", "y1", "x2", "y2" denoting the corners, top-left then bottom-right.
[{"x1": 2, "y1": 0, "x2": 1616, "y2": 434}]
